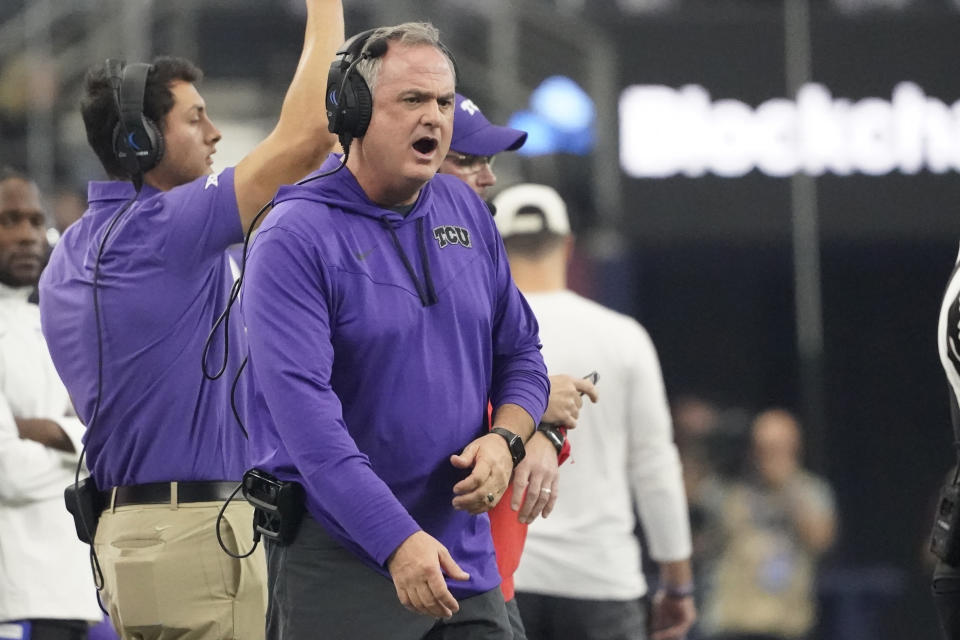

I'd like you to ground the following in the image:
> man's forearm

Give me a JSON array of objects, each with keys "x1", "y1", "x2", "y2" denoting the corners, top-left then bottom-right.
[
  {"x1": 15, "y1": 418, "x2": 75, "y2": 452},
  {"x1": 275, "y1": 0, "x2": 345, "y2": 142},
  {"x1": 658, "y1": 559, "x2": 694, "y2": 594},
  {"x1": 234, "y1": 0, "x2": 345, "y2": 227},
  {"x1": 491, "y1": 403, "x2": 535, "y2": 440}
]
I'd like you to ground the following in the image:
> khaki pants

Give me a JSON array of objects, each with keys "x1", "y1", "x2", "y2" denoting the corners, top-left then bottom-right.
[{"x1": 94, "y1": 497, "x2": 266, "y2": 640}]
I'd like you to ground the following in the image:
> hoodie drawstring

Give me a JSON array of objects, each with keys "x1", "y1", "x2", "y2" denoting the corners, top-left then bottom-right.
[
  {"x1": 416, "y1": 218, "x2": 439, "y2": 305},
  {"x1": 380, "y1": 216, "x2": 439, "y2": 307}
]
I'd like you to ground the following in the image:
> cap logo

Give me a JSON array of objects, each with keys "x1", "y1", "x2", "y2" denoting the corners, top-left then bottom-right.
[{"x1": 459, "y1": 98, "x2": 480, "y2": 117}]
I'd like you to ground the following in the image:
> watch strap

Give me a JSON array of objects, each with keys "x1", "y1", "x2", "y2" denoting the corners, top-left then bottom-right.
[
  {"x1": 536, "y1": 422, "x2": 565, "y2": 457},
  {"x1": 661, "y1": 582, "x2": 695, "y2": 599}
]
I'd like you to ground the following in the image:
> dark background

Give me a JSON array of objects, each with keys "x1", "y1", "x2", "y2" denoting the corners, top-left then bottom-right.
[{"x1": 596, "y1": 4, "x2": 960, "y2": 635}]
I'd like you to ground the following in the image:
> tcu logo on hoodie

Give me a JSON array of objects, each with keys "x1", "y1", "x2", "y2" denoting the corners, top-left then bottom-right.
[{"x1": 433, "y1": 225, "x2": 472, "y2": 249}]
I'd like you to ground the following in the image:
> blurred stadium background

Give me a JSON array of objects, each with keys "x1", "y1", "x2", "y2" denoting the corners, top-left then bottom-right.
[{"x1": 3, "y1": 0, "x2": 960, "y2": 636}]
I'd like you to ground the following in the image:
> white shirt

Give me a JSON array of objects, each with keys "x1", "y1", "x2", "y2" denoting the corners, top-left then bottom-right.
[
  {"x1": 938, "y1": 246, "x2": 960, "y2": 400},
  {"x1": 0, "y1": 283, "x2": 101, "y2": 623},
  {"x1": 513, "y1": 289, "x2": 692, "y2": 600}
]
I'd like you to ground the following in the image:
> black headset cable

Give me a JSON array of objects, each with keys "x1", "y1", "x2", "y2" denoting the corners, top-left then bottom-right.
[
  {"x1": 208, "y1": 154, "x2": 351, "y2": 559},
  {"x1": 72, "y1": 188, "x2": 141, "y2": 609}
]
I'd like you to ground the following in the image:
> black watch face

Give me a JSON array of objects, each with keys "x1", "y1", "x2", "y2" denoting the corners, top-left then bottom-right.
[
  {"x1": 492, "y1": 427, "x2": 525, "y2": 466},
  {"x1": 509, "y1": 434, "x2": 525, "y2": 464}
]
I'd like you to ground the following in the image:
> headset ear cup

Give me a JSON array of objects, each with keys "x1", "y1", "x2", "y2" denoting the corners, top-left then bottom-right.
[
  {"x1": 326, "y1": 62, "x2": 346, "y2": 136},
  {"x1": 326, "y1": 29, "x2": 382, "y2": 143},
  {"x1": 331, "y1": 73, "x2": 372, "y2": 141},
  {"x1": 139, "y1": 115, "x2": 164, "y2": 172},
  {"x1": 112, "y1": 116, "x2": 163, "y2": 176},
  {"x1": 111, "y1": 123, "x2": 126, "y2": 170},
  {"x1": 349, "y1": 74, "x2": 373, "y2": 138},
  {"x1": 111, "y1": 122, "x2": 139, "y2": 178}
]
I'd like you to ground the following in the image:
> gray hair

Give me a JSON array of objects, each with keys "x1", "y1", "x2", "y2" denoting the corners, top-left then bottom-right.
[{"x1": 355, "y1": 22, "x2": 457, "y2": 96}]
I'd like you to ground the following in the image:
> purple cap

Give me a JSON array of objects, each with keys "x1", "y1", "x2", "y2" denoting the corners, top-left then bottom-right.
[{"x1": 450, "y1": 94, "x2": 528, "y2": 156}]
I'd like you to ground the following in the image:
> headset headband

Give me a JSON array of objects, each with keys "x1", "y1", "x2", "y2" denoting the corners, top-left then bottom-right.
[{"x1": 118, "y1": 63, "x2": 151, "y2": 152}]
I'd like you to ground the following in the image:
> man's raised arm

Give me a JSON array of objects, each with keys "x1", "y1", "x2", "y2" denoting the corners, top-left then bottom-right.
[{"x1": 234, "y1": 0, "x2": 344, "y2": 228}]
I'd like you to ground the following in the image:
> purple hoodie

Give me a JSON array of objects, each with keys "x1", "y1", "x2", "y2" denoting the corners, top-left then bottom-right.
[{"x1": 242, "y1": 155, "x2": 549, "y2": 598}]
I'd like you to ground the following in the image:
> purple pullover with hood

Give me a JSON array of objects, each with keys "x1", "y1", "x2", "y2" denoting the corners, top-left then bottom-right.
[{"x1": 242, "y1": 154, "x2": 549, "y2": 598}]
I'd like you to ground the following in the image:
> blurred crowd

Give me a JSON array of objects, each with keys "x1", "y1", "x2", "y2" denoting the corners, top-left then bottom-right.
[{"x1": 670, "y1": 397, "x2": 838, "y2": 640}]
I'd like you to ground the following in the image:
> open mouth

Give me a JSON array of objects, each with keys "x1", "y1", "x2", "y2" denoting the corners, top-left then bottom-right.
[{"x1": 413, "y1": 137, "x2": 438, "y2": 155}]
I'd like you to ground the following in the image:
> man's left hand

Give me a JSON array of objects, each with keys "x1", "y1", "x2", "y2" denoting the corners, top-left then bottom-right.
[
  {"x1": 450, "y1": 433, "x2": 513, "y2": 514},
  {"x1": 510, "y1": 432, "x2": 559, "y2": 523},
  {"x1": 650, "y1": 590, "x2": 696, "y2": 640}
]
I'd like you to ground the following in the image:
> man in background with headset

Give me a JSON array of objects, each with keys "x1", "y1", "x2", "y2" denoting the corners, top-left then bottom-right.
[
  {"x1": 37, "y1": 1, "x2": 344, "y2": 638},
  {"x1": 242, "y1": 23, "x2": 549, "y2": 638},
  {"x1": 438, "y1": 93, "x2": 599, "y2": 640}
]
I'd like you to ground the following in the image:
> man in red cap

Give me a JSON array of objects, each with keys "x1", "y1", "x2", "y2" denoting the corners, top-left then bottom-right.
[{"x1": 439, "y1": 93, "x2": 598, "y2": 640}]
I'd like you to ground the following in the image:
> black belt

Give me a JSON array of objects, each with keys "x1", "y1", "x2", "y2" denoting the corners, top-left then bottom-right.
[{"x1": 103, "y1": 481, "x2": 239, "y2": 508}]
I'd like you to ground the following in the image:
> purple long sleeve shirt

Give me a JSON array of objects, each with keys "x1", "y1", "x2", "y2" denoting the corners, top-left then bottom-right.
[
  {"x1": 39, "y1": 169, "x2": 249, "y2": 488},
  {"x1": 243, "y1": 156, "x2": 549, "y2": 598}
]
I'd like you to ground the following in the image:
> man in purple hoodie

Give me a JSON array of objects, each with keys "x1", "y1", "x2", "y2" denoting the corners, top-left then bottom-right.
[{"x1": 242, "y1": 22, "x2": 550, "y2": 639}]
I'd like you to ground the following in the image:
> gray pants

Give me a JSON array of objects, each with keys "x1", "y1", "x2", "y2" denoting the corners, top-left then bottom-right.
[
  {"x1": 934, "y1": 559, "x2": 960, "y2": 639},
  {"x1": 504, "y1": 598, "x2": 528, "y2": 640},
  {"x1": 266, "y1": 516, "x2": 512, "y2": 639},
  {"x1": 515, "y1": 591, "x2": 648, "y2": 640}
]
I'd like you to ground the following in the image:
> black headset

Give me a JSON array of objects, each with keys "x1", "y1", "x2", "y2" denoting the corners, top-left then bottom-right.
[
  {"x1": 324, "y1": 29, "x2": 459, "y2": 153},
  {"x1": 325, "y1": 29, "x2": 386, "y2": 152},
  {"x1": 107, "y1": 59, "x2": 164, "y2": 181}
]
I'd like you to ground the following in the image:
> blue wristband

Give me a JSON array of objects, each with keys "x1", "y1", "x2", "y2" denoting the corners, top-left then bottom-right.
[{"x1": 662, "y1": 583, "x2": 695, "y2": 598}]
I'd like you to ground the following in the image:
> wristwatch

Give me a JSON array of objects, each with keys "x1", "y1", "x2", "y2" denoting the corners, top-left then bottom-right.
[
  {"x1": 662, "y1": 582, "x2": 696, "y2": 599},
  {"x1": 491, "y1": 427, "x2": 526, "y2": 467},
  {"x1": 536, "y1": 422, "x2": 566, "y2": 457}
]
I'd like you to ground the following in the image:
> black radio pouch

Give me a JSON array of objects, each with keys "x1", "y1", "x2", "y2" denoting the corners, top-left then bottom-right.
[
  {"x1": 64, "y1": 477, "x2": 105, "y2": 545},
  {"x1": 932, "y1": 389, "x2": 960, "y2": 565},
  {"x1": 242, "y1": 468, "x2": 305, "y2": 545}
]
